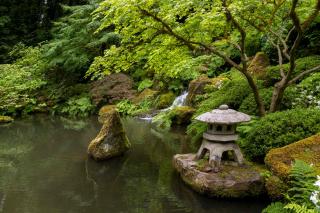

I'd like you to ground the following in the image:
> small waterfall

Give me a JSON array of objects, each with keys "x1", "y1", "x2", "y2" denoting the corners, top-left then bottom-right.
[
  {"x1": 139, "y1": 91, "x2": 189, "y2": 121},
  {"x1": 162, "y1": 91, "x2": 188, "y2": 111}
]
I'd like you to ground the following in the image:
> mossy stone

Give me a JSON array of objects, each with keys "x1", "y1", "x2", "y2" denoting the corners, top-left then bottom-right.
[
  {"x1": 265, "y1": 175, "x2": 288, "y2": 200},
  {"x1": 155, "y1": 92, "x2": 175, "y2": 109},
  {"x1": 265, "y1": 134, "x2": 320, "y2": 180},
  {"x1": 0, "y1": 116, "x2": 14, "y2": 124},
  {"x1": 171, "y1": 106, "x2": 195, "y2": 125},
  {"x1": 132, "y1": 88, "x2": 159, "y2": 104},
  {"x1": 88, "y1": 108, "x2": 131, "y2": 160},
  {"x1": 173, "y1": 154, "x2": 265, "y2": 198}
]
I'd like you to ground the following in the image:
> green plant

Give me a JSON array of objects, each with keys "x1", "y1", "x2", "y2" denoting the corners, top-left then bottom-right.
[
  {"x1": 262, "y1": 202, "x2": 287, "y2": 213},
  {"x1": 60, "y1": 95, "x2": 94, "y2": 118},
  {"x1": 264, "y1": 56, "x2": 320, "y2": 87},
  {"x1": 240, "y1": 108, "x2": 320, "y2": 161},
  {"x1": 137, "y1": 79, "x2": 153, "y2": 92},
  {"x1": 287, "y1": 160, "x2": 318, "y2": 209}
]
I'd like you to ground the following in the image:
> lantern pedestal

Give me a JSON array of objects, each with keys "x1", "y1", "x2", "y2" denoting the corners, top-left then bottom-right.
[{"x1": 195, "y1": 140, "x2": 244, "y2": 171}]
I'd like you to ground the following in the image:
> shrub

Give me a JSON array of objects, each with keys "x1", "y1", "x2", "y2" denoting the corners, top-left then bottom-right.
[
  {"x1": 240, "y1": 108, "x2": 320, "y2": 161},
  {"x1": 264, "y1": 56, "x2": 320, "y2": 87},
  {"x1": 239, "y1": 87, "x2": 297, "y2": 115},
  {"x1": 59, "y1": 94, "x2": 95, "y2": 118}
]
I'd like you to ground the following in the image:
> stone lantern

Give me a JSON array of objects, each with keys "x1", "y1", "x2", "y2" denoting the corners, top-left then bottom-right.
[{"x1": 195, "y1": 104, "x2": 251, "y2": 171}]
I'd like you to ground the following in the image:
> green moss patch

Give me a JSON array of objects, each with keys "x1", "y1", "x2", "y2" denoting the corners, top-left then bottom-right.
[{"x1": 265, "y1": 134, "x2": 320, "y2": 180}]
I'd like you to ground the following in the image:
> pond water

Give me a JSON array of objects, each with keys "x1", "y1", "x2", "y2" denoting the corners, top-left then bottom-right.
[{"x1": 0, "y1": 115, "x2": 267, "y2": 213}]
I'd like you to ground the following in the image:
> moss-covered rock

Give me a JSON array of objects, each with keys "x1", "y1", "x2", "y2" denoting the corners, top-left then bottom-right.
[
  {"x1": 155, "y1": 92, "x2": 175, "y2": 109},
  {"x1": 265, "y1": 176, "x2": 288, "y2": 200},
  {"x1": 98, "y1": 105, "x2": 117, "y2": 123},
  {"x1": 186, "y1": 76, "x2": 213, "y2": 106},
  {"x1": 265, "y1": 134, "x2": 320, "y2": 180},
  {"x1": 88, "y1": 108, "x2": 131, "y2": 160},
  {"x1": 0, "y1": 115, "x2": 14, "y2": 123},
  {"x1": 171, "y1": 106, "x2": 195, "y2": 126},
  {"x1": 248, "y1": 52, "x2": 270, "y2": 79},
  {"x1": 132, "y1": 88, "x2": 159, "y2": 104},
  {"x1": 173, "y1": 153, "x2": 265, "y2": 198}
]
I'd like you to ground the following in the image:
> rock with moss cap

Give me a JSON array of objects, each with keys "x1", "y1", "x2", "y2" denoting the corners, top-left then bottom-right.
[
  {"x1": 171, "y1": 106, "x2": 195, "y2": 125},
  {"x1": 265, "y1": 134, "x2": 320, "y2": 180},
  {"x1": 0, "y1": 116, "x2": 14, "y2": 124},
  {"x1": 248, "y1": 52, "x2": 270, "y2": 79},
  {"x1": 173, "y1": 154, "x2": 265, "y2": 198},
  {"x1": 98, "y1": 105, "x2": 117, "y2": 124},
  {"x1": 132, "y1": 88, "x2": 159, "y2": 104},
  {"x1": 155, "y1": 92, "x2": 175, "y2": 109},
  {"x1": 88, "y1": 107, "x2": 131, "y2": 160}
]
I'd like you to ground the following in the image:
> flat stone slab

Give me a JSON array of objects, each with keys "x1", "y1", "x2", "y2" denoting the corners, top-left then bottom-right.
[{"x1": 173, "y1": 154, "x2": 265, "y2": 198}]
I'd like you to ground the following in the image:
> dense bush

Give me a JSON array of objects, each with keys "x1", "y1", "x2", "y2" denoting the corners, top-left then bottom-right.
[
  {"x1": 59, "y1": 94, "x2": 95, "y2": 118},
  {"x1": 0, "y1": 45, "x2": 47, "y2": 115},
  {"x1": 187, "y1": 71, "x2": 252, "y2": 143},
  {"x1": 239, "y1": 87, "x2": 297, "y2": 115},
  {"x1": 240, "y1": 108, "x2": 320, "y2": 161},
  {"x1": 264, "y1": 56, "x2": 320, "y2": 87}
]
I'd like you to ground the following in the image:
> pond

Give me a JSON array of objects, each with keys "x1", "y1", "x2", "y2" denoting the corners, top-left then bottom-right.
[{"x1": 0, "y1": 115, "x2": 267, "y2": 213}]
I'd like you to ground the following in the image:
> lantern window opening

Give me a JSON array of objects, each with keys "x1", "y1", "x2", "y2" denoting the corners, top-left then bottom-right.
[{"x1": 216, "y1": 125, "x2": 223, "y2": 132}]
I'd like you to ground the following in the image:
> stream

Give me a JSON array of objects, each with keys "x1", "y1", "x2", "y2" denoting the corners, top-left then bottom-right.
[{"x1": 0, "y1": 115, "x2": 267, "y2": 213}]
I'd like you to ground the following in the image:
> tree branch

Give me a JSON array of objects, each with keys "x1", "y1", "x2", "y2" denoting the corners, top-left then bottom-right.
[{"x1": 288, "y1": 65, "x2": 320, "y2": 85}]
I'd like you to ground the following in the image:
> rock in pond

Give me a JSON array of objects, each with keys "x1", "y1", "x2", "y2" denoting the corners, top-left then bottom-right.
[
  {"x1": 0, "y1": 116, "x2": 14, "y2": 124},
  {"x1": 173, "y1": 154, "x2": 265, "y2": 198},
  {"x1": 88, "y1": 107, "x2": 131, "y2": 160}
]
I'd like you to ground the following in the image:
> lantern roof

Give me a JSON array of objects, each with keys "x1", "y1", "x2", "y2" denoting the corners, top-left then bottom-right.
[{"x1": 195, "y1": 105, "x2": 251, "y2": 124}]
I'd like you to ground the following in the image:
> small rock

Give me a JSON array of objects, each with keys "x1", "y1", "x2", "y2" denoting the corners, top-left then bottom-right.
[
  {"x1": 155, "y1": 92, "x2": 175, "y2": 109},
  {"x1": 0, "y1": 116, "x2": 14, "y2": 124},
  {"x1": 132, "y1": 88, "x2": 159, "y2": 104},
  {"x1": 171, "y1": 106, "x2": 195, "y2": 125},
  {"x1": 88, "y1": 108, "x2": 131, "y2": 160},
  {"x1": 186, "y1": 76, "x2": 213, "y2": 106},
  {"x1": 248, "y1": 52, "x2": 270, "y2": 79},
  {"x1": 173, "y1": 153, "x2": 265, "y2": 198}
]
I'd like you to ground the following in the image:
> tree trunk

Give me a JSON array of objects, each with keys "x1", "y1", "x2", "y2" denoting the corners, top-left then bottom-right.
[
  {"x1": 242, "y1": 71, "x2": 266, "y2": 117},
  {"x1": 269, "y1": 81, "x2": 287, "y2": 113}
]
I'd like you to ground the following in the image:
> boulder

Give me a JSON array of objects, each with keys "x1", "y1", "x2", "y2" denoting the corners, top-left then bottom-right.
[
  {"x1": 88, "y1": 108, "x2": 131, "y2": 160},
  {"x1": 248, "y1": 52, "x2": 270, "y2": 79},
  {"x1": 186, "y1": 76, "x2": 228, "y2": 106},
  {"x1": 186, "y1": 76, "x2": 213, "y2": 106},
  {"x1": 90, "y1": 73, "x2": 137, "y2": 106},
  {"x1": 98, "y1": 105, "x2": 117, "y2": 124},
  {"x1": 170, "y1": 106, "x2": 195, "y2": 126},
  {"x1": 173, "y1": 154, "x2": 265, "y2": 198},
  {"x1": 0, "y1": 116, "x2": 13, "y2": 124},
  {"x1": 265, "y1": 134, "x2": 320, "y2": 180},
  {"x1": 132, "y1": 88, "x2": 159, "y2": 104},
  {"x1": 155, "y1": 92, "x2": 175, "y2": 109}
]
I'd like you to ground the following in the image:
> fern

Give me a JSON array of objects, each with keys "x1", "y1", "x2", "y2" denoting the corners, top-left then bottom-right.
[
  {"x1": 284, "y1": 203, "x2": 318, "y2": 213},
  {"x1": 287, "y1": 160, "x2": 318, "y2": 208}
]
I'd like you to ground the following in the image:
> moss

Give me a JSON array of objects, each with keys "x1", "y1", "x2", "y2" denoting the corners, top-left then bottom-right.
[
  {"x1": 0, "y1": 115, "x2": 14, "y2": 123},
  {"x1": 171, "y1": 106, "x2": 195, "y2": 125},
  {"x1": 155, "y1": 92, "x2": 175, "y2": 109},
  {"x1": 132, "y1": 88, "x2": 158, "y2": 104},
  {"x1": 98, "y1": 105, "x2": 117, "y2": 123},
  {"x1": 248, "y1": 52, "x2": 270, "y2": 79},
  {"x1": 265, "y1": 176, "x2": 288, "y2": 200},
  {"x1": 265, "y1": 134, "x2": 320, "y2": 180}
]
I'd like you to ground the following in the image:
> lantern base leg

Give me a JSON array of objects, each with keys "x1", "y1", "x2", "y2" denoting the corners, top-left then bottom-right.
[{"x1": 195, "y1": 140, "x2": 244, "y2": 171}]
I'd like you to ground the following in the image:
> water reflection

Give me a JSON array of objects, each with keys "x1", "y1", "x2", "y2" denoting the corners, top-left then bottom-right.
[{"x1": 0, "y1": 116, "x2": 267, "y2": 213}]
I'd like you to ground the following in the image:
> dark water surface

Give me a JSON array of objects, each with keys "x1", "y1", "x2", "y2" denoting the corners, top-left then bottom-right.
[{"x1": 0, "y1": 115, "x2": 267, "y2": 213}]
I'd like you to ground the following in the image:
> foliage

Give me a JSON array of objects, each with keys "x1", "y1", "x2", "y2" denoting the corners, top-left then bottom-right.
[
  {"x1": 138, "y1": 79, "x2": 153, "y2": 92},
  {"x1": 187, "y1": 71, "x2": 251, "y2": 143},
  {"x1": 44, "y1": 0, "x2": 120, "y2": 77},
  {"x1": 262, "y1": 202, "x2": 287, "y2": 213},
  {"x1": 59, "y1": 94, "x2": 95, "y2": 118},
  {"x1": 0, "y1": 45, "x2": 47, "y2": 115},
  {"x1": 240, "y1": 108, "x2": 320, "y2": 161},
  {"x1": 239, "y1": 87, "x2": 297, "y2": 115},
  {"x1": 287, "y1": 160, "x2": 318, "y2": 209},
  {"x1": 264, "y1": 56, "x2": 320, "y2": 87},
  {"x1": 116, "y1": 99, "x2": 153, "y2": 116},
  {"x1": 291, "y1": 73, "x2": 320, "y2": 109}
]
